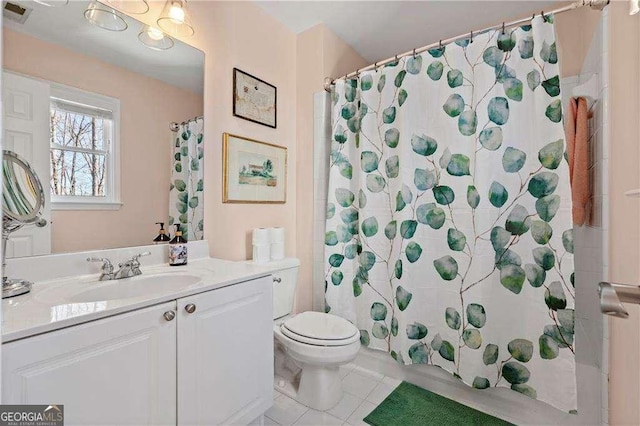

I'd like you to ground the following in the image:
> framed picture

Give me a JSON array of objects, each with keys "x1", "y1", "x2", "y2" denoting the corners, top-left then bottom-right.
[
  {"x1": 223, "y1": 133, "x2": 287, "y2": 204},
  {"x1": 233, "y1": 68, "x2": 277, "y2": 128}
]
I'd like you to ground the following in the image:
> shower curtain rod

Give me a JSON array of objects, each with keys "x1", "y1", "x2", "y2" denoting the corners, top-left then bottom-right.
[
  {"x1": 169, "y1": 115, "x2": 203, "y2": 131},
  {"x1": 323, "y1": 0, "x2": 608, "y2": 92}
]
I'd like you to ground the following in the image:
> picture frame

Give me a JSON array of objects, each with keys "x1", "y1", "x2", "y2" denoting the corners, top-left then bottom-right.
[
  {"x1": 223, "y1": 133, "x2": 287, "y2": 204},
  {"x1": 232, "y1": 68, "x2": 277, "y2": 128}
]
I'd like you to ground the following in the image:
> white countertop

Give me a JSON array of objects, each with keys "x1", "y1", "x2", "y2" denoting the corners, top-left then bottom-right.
[{"x1": 2, "y1": 257, "x2": 287, "y2": 343}]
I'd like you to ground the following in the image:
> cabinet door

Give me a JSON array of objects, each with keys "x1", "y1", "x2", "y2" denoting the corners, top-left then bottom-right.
[
  {"x1": 177, "y1": 277, "x2": 273, "y2": 425},
  {"x1": 2, "y1": 301, "x2": 177, "y2": 426}
]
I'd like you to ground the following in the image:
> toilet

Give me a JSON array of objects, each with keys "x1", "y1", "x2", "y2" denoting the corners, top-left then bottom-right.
[{"x1": 269, "y1": 258, "x2": 361, "y2": 411}]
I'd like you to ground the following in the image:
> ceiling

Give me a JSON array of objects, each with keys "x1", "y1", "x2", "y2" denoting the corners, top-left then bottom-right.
[
  {"x1": 5, "y1": 0, "x2": 204, "y2": 93},
  {"x1": 256, "y1": 1, "x2": 570, "y2": 63}
]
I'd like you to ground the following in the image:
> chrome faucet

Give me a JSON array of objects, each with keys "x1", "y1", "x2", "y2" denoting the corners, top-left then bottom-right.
[
  {"x1": 86, "y1": 257, "x2": 115, "y2": 281},
  {"x1": 87, "y1": 252, "x2": 151, "y2": 281},
  {"x1": 114, "y1": 252, "x2": 151, "y2": 279}
]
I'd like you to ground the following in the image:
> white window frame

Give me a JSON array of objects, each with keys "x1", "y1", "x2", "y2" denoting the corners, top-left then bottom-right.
[{"x1": 49, "y1": 83, "x2": 122, "y2": 211}]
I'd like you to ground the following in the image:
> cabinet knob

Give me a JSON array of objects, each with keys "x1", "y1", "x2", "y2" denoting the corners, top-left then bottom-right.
[
  {"x1": 273, "y1": 277, "x2": 282, "y2": 283},
  {"x1": 163, "y1": 310, "x2": 176, "y2": 321},
  {"x1": 185, "y1": 303, "x2": 196, "y2": 314}
]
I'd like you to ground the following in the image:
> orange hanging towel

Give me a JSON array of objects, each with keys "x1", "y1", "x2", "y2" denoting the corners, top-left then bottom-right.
[{"x1": 565, "y1": 97, "x2": 591, "y2": 226}]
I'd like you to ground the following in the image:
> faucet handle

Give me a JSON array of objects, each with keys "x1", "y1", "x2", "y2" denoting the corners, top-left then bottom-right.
[
  {"x1": 87, "y1": 257, "x2": 114, "y2": 273},
  {"x1": 132, "y1": 251, "x2": 151, "y2": 262},
  {"x1": 128, "y1": 252, "x2": 151, "y2": 276},
  {"x1": 119, "y1": 252, "x2": 151, "y2": 267}
]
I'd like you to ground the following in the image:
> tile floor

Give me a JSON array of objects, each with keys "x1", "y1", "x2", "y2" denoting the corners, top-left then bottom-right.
[{"x1": 265, "y1": 364, "x2": 401, "y2": 426}]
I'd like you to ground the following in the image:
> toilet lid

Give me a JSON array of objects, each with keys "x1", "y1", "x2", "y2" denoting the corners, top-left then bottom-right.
[{"x1": 282, "y1": 312, "x2": 359, "y2": 343}]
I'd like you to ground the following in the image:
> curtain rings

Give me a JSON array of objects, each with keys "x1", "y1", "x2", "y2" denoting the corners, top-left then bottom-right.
[
  {"x1": 470, "y1": 30, "x2": 473, "y2": 43},
  {"x1": 439, "y1": 40, "x2": 443, "y2": 51},
  {"x1": 412, "y1": 48, "x2": 416, "y2": 59},
  {"x1": 501, "y1": 22, "x2": 505, "y2": 34},
  {"x1": 541, "y1": 10, "x2": 545, "y2": 19}
]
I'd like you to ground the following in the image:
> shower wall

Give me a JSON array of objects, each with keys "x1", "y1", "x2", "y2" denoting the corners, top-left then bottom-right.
[
  {"x1": 561, "y1": 8, "x2": 609, "y2": 424},
  {"x1": 312, "y1": 92, "x2": 331, "y2": 312}
]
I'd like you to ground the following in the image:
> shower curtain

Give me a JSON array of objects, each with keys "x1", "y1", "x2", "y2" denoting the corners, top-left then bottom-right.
[
  {"x1": 324, "y1": 16, "x2": 576, "y2": 411},
  {"x1": 169, "y1": 117, "x2": 204, "y2": 241}
]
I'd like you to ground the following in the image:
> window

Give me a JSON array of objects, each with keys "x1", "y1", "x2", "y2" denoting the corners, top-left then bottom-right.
[{"x1": 49, "y1": 84, "x2": 121, "y2": 210}]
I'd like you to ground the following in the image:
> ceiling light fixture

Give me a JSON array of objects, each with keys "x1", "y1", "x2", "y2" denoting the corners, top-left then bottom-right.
[
  {"x1": 84, "y1": 1, "x2": 127, "y2": 32},
  {"x1": 631, "y1": 0, "x2": 640, "y2": 15},
  {"x1": 138, "y1": 25, "x2": 174, "y2": 51},
  {"x1": 104, "y1": 0, "x2": 149, "y2": 15},
  {"x1": 33, "y1": 0, "x2": 69, "y2": 6},
  {"x1": 157, "y1": 0, "x2": 194, "y2": 37}
]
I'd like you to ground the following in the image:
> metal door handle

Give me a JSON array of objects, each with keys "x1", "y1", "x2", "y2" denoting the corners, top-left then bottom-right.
[
  {"x1": 163, "y1": 310, "x2": 176, "y2": 321},
  {"x1": 185, "y1": 304, "x2": 196, "y2": 314},
  {"x1": 599, "y1": 281, "x2": 640, "y2": 318},
  {"x1": 273, "y1": 277, "x2": 282, "y2": 283}
]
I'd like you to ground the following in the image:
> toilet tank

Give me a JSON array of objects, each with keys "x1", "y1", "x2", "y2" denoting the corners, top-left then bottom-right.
[{"x1": 270, "y1": 258, "x2": 300, "y2": 320}]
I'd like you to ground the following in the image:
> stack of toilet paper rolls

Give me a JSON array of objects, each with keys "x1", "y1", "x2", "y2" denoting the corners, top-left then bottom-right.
[
  {"x1": 270, "y1": 227, "x2": 285, "y2": 261},
  {"x1": 252, "y1": 227, "x2": 285, "y2": 264}
]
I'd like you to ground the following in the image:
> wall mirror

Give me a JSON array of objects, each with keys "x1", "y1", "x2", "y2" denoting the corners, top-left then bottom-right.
[{"x1": 2, "y1": 0, "x2": 205, "y2": 259}]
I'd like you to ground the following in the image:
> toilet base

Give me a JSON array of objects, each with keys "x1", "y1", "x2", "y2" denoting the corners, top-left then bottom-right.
[
  {"x1": 274, "y1": 343, "x2": 345, "y2": 411},
  {"x1": 297, "y1": 364, "x2": 343, "y2": 410}
]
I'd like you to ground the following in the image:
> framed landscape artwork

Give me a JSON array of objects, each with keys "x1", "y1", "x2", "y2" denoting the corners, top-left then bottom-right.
[
  {"x1": 223, "y1": 133, "x2": 287, "y2": 204},
  {"x1": 233, "y1": 68, "x2": 277, "y2": 128}
]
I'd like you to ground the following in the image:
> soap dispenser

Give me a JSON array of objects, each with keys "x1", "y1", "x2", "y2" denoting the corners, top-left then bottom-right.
[
  {"x1": 169, "y1": 224, "x2": 188, "y2": 266},
  {"x1": 153, "y1": 222, "x2": 171, "y2": 244}
]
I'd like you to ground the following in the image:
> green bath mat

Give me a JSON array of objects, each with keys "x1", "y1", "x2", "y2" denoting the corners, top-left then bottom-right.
[{"x1": 364, "y1": 381, "x2": 513, "y2": 426}]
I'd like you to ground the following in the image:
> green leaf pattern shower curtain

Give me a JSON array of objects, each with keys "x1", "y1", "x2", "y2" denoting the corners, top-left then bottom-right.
[
  {"x1": 169, "y1": 118, "x2": 204, "y2": 241},
  {"x1": 324, "y1": 16, "x2": 576, "y2": 411}
]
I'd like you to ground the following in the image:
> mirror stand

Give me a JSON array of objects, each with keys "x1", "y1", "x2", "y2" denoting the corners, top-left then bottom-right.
[
  {"x1": 2, "y1": 218, "x2": 33, "y2": 299},
  {"x1": 2, "y1": 149, "x2": 47, "y2": 299}
]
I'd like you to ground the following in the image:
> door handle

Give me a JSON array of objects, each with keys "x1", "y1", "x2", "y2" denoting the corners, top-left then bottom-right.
[
  {"x1": 185, "y1": 303, "x2": 196, "y2": 314},
  {"x1": 163, "y1": 310, "x2": 176, "y2": 321},
  {"x1": 599, "y1": 281, "x2": 640, "y2": 318}
]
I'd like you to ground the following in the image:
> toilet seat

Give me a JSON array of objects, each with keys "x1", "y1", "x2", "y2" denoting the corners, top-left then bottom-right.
[{"x1": 281, "y1": 312, "x2": 359, "y2": 347}]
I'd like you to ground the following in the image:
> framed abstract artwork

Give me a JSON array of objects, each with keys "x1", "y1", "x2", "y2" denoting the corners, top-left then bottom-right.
[
  {"x1": 222, "y1": 133, "x2": 287, "y2": 204},
  {"x1": 232, "y1": 68, "x2": 277, "y2": 128}
]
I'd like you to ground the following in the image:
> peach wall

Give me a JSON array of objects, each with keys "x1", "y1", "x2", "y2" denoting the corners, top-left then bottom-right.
[
  {"x1": 295, "y1": 24, "x2": 368, "y2": 313},
  {"x1": 122, "y1": 1, "x2": 298, "y2": 262},
  {"x1": 555, "y1": 6, "x2": 601, "y2": 77},
  {"x1": 607, "y1": 3, "x2": 640, "y2": 425},
  {"x1": 2, "y1": 28, "x2": 203, "y2": 253}
]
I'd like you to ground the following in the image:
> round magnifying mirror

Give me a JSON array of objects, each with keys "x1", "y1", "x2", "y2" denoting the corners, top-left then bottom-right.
[
  {"x1": 2, "y1": 150, "x2": 45, "y2": 225},
  {"x1": 2, "y1": 150, "x2": 46, "y2": 298}
]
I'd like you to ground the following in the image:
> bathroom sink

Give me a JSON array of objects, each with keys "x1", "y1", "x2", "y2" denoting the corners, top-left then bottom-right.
[{"x1": 68, "y1": 274, "x2": 201, "y2": 303}]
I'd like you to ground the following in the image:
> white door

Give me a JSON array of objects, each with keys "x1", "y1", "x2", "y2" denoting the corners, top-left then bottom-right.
[
  {"x1": 2, "y1": 71, "x2": 51, "y2": 257},
  {"x1": 2, "y1": 301, "x2": 178, "y2": 425},
  {"x1": 177, "y1": 277, "x2": 274, "y2": 425}
]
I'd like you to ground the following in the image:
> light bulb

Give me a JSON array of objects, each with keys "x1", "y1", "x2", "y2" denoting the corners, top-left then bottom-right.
[
  {"x1": 631, "y1": 0, "x2": 640, "y2": 15},
  {"x1": 157, "y1": 0, "x2": 194, "y2": 37},
  {"x1": 168, "y1": 4, "x2": 185, "y2": 24},
  {"x1": 147, "y1": 27, "x2": 164, "y2": 41}
]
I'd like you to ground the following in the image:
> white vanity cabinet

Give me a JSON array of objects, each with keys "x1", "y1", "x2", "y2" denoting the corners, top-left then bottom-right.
[
  {"x1": 2, "y1": 276, "x2": 274, "y2": 426},
  {"x1": 177, "y1": 275, "x2": 274, "y2": 425},
  {"x1": 2, "y1": 301, "x2": 178, "y2": 425}
]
